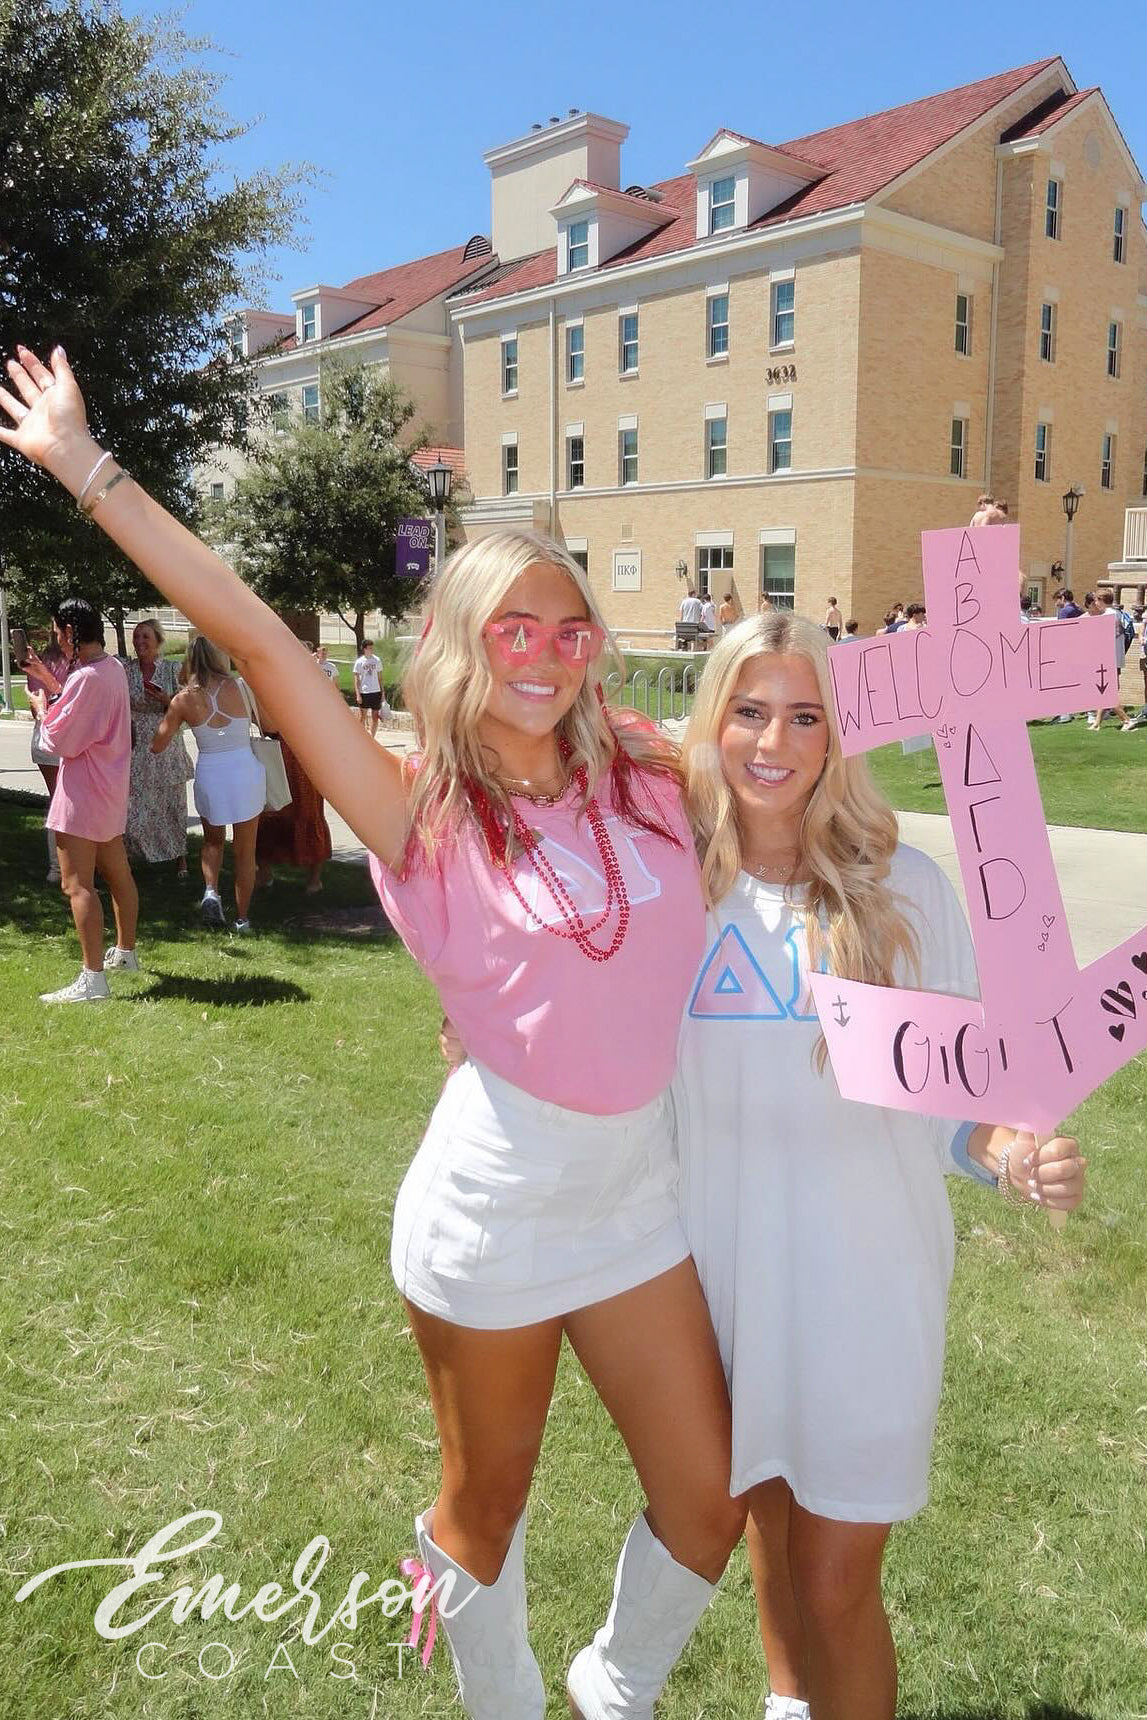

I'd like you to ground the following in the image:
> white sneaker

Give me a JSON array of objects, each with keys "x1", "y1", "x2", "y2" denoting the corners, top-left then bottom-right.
[
  {"x1": 41, "y1": 969, "x2": 111, "y2": 1004},
  {"x1": 232, "y1": 918, "x2": 253, "y2": 934},
  {"x1": 1121, "y1": 719, "x2": 1140, "y2": 732},
  {"x1": 104, "y1": 946, "x2": 140, "y2": 970},
  {"x1": 200, "y1": 891, "x2": 226, "y2": 929},
  {"x1": 765, "y1": 1695, "x2": 811, "y2": 1720}
]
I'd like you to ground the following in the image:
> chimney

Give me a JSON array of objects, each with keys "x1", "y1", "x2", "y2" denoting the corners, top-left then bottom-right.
[{"x1": 483, "y1": 112, "x2": 629, "y2": 263}]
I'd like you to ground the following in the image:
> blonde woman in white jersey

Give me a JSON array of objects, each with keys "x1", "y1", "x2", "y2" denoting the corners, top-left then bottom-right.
[{"x1": 678, "y1": 613, "x2": 1085, "y2": 1720}]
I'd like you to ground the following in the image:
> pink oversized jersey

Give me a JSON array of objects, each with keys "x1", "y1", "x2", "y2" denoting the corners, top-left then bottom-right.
[
  {"x1": 371, "y1": 771, "x2": 704, "y2": 1115},
  {"x1": 39, "y1": 655, "x2": 131, "y2": 843}
]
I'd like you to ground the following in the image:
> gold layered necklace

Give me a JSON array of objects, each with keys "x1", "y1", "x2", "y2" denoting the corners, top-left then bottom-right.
[{"x1": 500, "y1": 774, "x2": 568, "y2": 807}]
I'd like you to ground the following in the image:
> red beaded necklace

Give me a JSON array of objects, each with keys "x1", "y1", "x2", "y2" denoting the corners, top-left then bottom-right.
[{"x1": 467, "y1": 751, "x2": 631, "y2": 964}]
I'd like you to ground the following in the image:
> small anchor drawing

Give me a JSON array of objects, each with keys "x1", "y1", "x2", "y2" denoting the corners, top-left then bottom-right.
[{"x1": 832, "y1": 996, "x2": 851, "y2": 1027}]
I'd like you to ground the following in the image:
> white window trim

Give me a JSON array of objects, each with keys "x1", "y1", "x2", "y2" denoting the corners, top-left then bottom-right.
[
  {"x1": 955, "y1": 291, "x2": 972, "y2": 356},
  {"x1": 770, "y1": 275, "x2": 796, "y2": 352},
  {"x1": 696, "y1": 529, "x2": 735, "y2": 548},
  {"x1": 617, "y1": 413, "x2": 638, "y2": 432},
  {"x1": 500, "y1": 331, "x2": 518, "y2": 398},
  {"x1": 767, "y1": 392, "x2": 793, "y2": 411},
  {"x1": 704, "y1": 401, "x2": 727, "y2": 420},
  {"x1": 565, "y1": 421, "x2": 584, "y2": 437},
  {"x1": 759, "y1": 527, "x2": 796, "y2": 546},
  {"x1": 618, "y1": 306, "x2": 639, "y2": 376},
  {"x1": 706, "y1": 280, "x2": 730, "y2": 297},
  {"x1": 501, "y1": 430, "x2": 518, "y2": 446},
  {"x1": 565, "y1": 536, "x2": 588, "y2": 553}
]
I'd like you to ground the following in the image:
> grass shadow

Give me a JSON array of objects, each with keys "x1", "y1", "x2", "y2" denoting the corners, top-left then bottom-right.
[
  {"x1": 900, "y1": 1707, "x2": 1097, "y2": 1719},
  {"x1": 134, "y1": 970, "x2": 310, "y2": 1007}
]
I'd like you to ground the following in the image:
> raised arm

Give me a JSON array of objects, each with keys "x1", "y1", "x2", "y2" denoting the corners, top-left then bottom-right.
[
  {"x1": 151, "y1": 688, "x2": 195, "y2": 755},
  {"x1": 0, "y1": 346, "x2": 410, "y2": 869}
]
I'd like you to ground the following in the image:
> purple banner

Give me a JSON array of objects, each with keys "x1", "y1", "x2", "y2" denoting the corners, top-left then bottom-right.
[{"x1": 396, "y1": 517, "x2": 432, "y2": 578}]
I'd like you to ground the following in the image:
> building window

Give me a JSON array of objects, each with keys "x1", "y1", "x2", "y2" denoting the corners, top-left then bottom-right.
[
  {"x1": 705, "y1": 416, "x2": 728, "y2": 479},
  {"x1": 1114, "y1": 206, "x2": 1126, "y2": 264},
  {"x1": 226, "y1": 323, "x2": 244, "y2": 361},
  {"x1": 1039, "y1": 302, "x2": 1056, "y2": 363},
  {"x1": 209, "y1": 481, "x2": 225, "y2": 502},
  {"x1": 568, "y1": 220, "x2": 589, "y2": 270},
  {"x1": 501, "y1": 337, "x2": 518, "y2": 395},
  {"x1": 1101, "y1": 434, "x2": 1115, "y2": 490},
  {"x1": 707, "y1": 293, "x2": 729, "y2": 358},
  {"x1": 566, "y1": 323, "x2": 584, "y2": 383},
  {"x1": 569, "y1": 548, "x2": 588, "y2": 574},
  {"x1": 301, "y1": 303, "x2": 317, "y2": 343},
  {"x1": 619, "y1": 311, "x2": 639, "y2": 375},
  {"x1": 709, "y1": 175, "x2": 736, "y2": 233},
  {"x1": 619, "y1": 426, "x2": 638, "y2": 486},
  {"x1": 950, "y1": 417, "x2": 968, "y2": 479},
  {"x1": 502, "y1": 442, "x2": 518, "y2": 495},
  {"x1": 954, "y1": 293, "x2": 972, "y2": 356},
  {"x1": 769, "y1": 409, "x2": 792, "y2": 472},
  {"x1": 1107, "y1": 320, "x2": 1122, "y2": 379},
  {"x1": 761, "y1": 542, "x2": 796, "y2": 610},
  {"x1": 1034, "y1": 422, "x2": 1051, "y2": 483},
  {"x1": 771, "y1": 279, "x2": 795, "y2": 347},
  {"x1": 697, "y1": 544, "x2": 734, "y2": 598},
  {"x1": 267, "y1": 391, "x2": 290, "y2": 432},
  {"x1": 301, "y1": 383, "x2": 319, "y2": 424},
  {"x1": 567, "y1": 435, "x2": 584, "y2": 489},
  {"x1": 1045, "y1": 178, "x2": 1061, "y2": 240},
  {"x1": 1143, "y1": 445, "x2": 1147, "y2": 498}
]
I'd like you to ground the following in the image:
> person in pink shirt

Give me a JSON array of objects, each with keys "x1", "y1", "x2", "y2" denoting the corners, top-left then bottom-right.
[
  {"x1": 1, "y1": 346, "x2": 745, "y2": 1720},
  {"x1": 26, "y1": 597, "x2": 138, "y2": 1003}
]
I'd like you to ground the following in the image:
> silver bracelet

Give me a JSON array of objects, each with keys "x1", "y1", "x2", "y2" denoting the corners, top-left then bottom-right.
[
  {"x1": 75, "y1": 451, "x2": 114, "y2": 511},
  {"x1": 996, "y1": 1140, "x2": 1030, "y2": 1208}
]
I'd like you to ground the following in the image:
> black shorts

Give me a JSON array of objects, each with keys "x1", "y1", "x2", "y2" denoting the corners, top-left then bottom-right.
[
  {"x1": 826, "y1": 626, "x2": 840, "y2": 641},
  {"x1": 360, "y1": 690, "x2": 383, "y2": 711}
]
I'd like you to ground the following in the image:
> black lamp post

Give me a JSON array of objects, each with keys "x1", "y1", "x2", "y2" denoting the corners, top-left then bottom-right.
[
  {"x1": 1061, "y1": 485, "x2": 1082, "y2": 585},
  {"x1": 426, "y1": 458, "x2": 453, "y2": 575}
]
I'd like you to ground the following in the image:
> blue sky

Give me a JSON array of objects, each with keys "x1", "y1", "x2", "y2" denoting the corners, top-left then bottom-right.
[{"x1": 129, "y1": 0, "x2": 1147, "y2": 308}]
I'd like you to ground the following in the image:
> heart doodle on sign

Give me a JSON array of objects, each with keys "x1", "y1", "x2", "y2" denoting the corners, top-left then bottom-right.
[
  {"x1": 1133, "y1": 951, "x2": 1147, "y2": 975},
  {"x1": 1042, "y1": 915, "x2": 1056, "y2": 929},
  {"x1": 1109, "y1": 1022, "x2": 1126, "y2": 1042},
  {"x1": 1100, "y1": 980, "x2": 1136, "y2": 1018}
]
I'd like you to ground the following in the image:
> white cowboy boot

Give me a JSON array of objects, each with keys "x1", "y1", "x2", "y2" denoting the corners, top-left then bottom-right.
[
  {"x1": 414, "y1": 1509, "x2": 545, "y2": 1719},
  {"x1": 567, "y1": 1514, "x2": 716, "y2": 1718}
]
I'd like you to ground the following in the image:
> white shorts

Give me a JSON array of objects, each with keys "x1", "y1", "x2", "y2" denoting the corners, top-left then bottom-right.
[{"x1": 391, "y1": 1061, "x2": 690, "y2": 1329}]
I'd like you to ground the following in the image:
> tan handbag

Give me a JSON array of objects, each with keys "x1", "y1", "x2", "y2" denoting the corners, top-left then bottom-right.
[{"x1": 235, "y1": 677, "x2": 292, "y2": 812}]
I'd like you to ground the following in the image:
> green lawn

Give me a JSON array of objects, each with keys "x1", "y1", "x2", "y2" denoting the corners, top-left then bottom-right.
[
  {"x1": 1, "y1": 792, "x2": 1145, "y2": 1718},
  {"x1": 868, "y1": 719, "x2": 1147, "y2": 833}
]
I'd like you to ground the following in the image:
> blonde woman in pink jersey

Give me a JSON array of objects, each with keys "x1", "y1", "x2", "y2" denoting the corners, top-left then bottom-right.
[{"x1": 1, "y1": 346, "x2": 744, "y2": 1720}]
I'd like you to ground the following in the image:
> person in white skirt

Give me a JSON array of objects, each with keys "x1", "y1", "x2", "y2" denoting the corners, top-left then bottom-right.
[
  {"x1": 0, "y1": 347, "x2": 743, "y2": 1720},
  {"x1": 151, "y1": 636, "x2": 265, "y2": 932},
  {"x1": 677, "y1": 614, "x2": 1086, "y2": 1720}
]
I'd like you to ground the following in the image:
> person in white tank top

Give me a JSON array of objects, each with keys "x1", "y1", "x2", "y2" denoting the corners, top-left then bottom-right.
[{"x1": 152, "y1": 637, "x2": 265, "y2": 931}]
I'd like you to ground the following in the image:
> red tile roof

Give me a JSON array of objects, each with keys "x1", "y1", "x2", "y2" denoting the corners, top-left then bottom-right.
[
  {"x1": 1000, "y1": 86, "x2": 1096, "y2": 141},
  {"x1": 460, "y1": 58, "x2": 1063, "y2": 308},
  {"x1": 410, "y1": 445, "x2": 468, "y2": 487},
  {"x1": 279, "y1": 243, "x2": 496, "y2": 349}
]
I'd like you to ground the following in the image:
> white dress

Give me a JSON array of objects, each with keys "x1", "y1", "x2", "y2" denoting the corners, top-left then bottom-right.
[
  {"x1": 190, "y1": 682, "x2": 266, "y2": 828},
  {"x1": 675, "y1": 844, "x2": 980, "y2": 1522}
]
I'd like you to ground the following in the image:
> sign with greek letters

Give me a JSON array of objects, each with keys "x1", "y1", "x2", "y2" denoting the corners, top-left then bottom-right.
[{"x1": 808, "y1": 525, "x2": 1143, "y2": 1129}]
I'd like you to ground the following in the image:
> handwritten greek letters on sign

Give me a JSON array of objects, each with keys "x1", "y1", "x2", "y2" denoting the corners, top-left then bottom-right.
[{"x1": 807, "y1": 525, "x2": 1144, "y2": 1129}]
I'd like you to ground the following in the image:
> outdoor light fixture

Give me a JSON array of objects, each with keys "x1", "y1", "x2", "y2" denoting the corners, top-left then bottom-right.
[
  {"x1": 675, "y1": 558, "x2": 688, "y2": 580},
  {"x1": 1061, "y1": 486, "x2": 1082, "y2": 523},
  {"x1": 426, "y1": 459, "x2": 453, "y2": 509}
]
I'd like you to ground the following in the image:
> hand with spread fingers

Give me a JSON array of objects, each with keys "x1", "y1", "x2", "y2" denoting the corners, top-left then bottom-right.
[{"x1": 0, "y1": 346, "x2": 95, "y2": 489}]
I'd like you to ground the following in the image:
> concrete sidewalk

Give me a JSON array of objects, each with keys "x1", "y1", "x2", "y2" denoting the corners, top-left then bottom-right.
[{"x1": 3, "y1": 714, "x2": 1144, "y2": 966}]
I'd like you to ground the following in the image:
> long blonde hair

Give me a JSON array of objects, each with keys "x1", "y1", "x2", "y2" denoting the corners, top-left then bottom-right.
[
  {"x1": 185, "y1": 636, "x2": 232, "y2": 690},
  {"x1": 402, "y1": 529, "x2": 680, "y2": 859},
  {"x1": 683, "y1": 614, "x2": 919, "y2": 1042}
]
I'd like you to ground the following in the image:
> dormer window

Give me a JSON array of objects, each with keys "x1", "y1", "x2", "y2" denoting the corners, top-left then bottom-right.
[
  {"x1": 226, "y1": 320, "x2": 245, "y2": 362},
  {"x1": 709, "y1": 176, "x2": 737, "y2": 234},
  {"x1": 553, "y1": 184, "x2": 672, "y2": 275},
  {"x1": 568, "y1": 221, "x2": 590, "y2": 270},
  {"x1": 301, "y1": 303, "x2": 317, "y2": 343}
]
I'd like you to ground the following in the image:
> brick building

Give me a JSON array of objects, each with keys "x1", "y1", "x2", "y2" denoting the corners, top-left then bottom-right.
[{"x1": 452, "y1": 59, "x2": 1147, "y2": 637}]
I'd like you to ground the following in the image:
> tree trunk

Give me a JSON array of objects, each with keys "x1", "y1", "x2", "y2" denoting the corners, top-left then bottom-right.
[
  {"x1": 336, "y1": 609, "x2": 366, "y2": 653},
  {"x1": 111, "y1": 606, "x2": 127, "y2": 657}
]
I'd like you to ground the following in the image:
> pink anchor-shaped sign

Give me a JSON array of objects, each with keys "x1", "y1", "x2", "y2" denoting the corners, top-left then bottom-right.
[{"x1": 808, "y1": 525, "x2": 1145, "y2": 1145}]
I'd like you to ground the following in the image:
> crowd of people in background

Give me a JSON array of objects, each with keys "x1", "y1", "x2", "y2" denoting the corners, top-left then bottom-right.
[{"x1": 16, "y1": 604, "x2": 359, "y2": 1000}]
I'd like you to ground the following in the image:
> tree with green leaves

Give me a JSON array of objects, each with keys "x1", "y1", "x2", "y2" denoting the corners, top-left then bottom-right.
[
  {"x1": 0, "y1": 0, "x2": 307, "y2": 649},
  {"x1": 212, "y1": 363, "x2": 441, "y2": 650}
]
